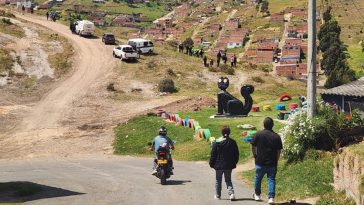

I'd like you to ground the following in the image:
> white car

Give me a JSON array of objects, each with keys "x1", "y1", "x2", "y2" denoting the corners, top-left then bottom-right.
[{"x1": 113, "y1": 45, "x2": 138, "y2": 61}]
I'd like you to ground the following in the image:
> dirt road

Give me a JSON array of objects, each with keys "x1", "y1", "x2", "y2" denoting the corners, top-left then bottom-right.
[
  {"x1": 0, "y1": 13, "x2": 181, "y2": 158},
  {"x1": 0, "y1": 155, "x2": 261, "y2": 205}
]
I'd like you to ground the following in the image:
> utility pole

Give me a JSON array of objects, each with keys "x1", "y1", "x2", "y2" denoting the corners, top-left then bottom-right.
[{"x1": 307, "y1": 0, "x2": 317, "y2": 118}]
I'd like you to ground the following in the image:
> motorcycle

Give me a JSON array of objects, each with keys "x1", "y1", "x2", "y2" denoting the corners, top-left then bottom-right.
[{"x1": 155, "y1": 146, "x2": 173, "y2": 185}]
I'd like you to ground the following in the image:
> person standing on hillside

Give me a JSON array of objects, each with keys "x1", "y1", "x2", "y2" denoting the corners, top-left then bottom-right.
[
  {"x1": 203, "y1": 55, "x2": 208, "y2": 67},
  {"x1": 209, "y1": 126, "x2": 239, "y2": 201},
  {"x1": 251, "y1": 117, "x2": 283, "y2": 205},
  {"x1": 217, "y1": 51, "x2": 222, "y2": 67},
  {"x1": 233, "y1": 54, "x2": 237, "y2": 67}
]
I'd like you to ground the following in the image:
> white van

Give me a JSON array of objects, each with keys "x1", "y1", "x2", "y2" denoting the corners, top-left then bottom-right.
[
  {"x1": 75, "y1": 20, "x2": 95, "y2": 36},
  {"x1": 127, "y1": 38, "x2": 154, "y2": 54}
]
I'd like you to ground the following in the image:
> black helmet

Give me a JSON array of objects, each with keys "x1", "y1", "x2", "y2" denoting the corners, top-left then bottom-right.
[{"x1": 159, "y1": 126, "x2": 167, "y2": 136}]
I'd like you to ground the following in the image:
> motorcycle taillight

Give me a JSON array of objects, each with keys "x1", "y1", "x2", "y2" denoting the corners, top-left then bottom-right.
[{"x1": 159, "y1": 152, "x2": 166, "y2": 156}]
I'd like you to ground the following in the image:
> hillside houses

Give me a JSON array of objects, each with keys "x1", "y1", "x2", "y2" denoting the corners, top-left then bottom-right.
[
  {"x1": 270, "y1": 12, "x2": 284, "y2": 22},
  {"x1": 153, "y1": 17, "x2": 173, "y2": 29},
  {"x1": 276, "y1": 62, "x2": 320, "y2": 80},
  {"x1": 112, "y1": 15, "x2": 137, "y2": 27},
  {"x1": 225, "y1": 18, "x2": 240, "y2": 31},
  {"x1": 281, "y1": 45, "x2": 301, "y2": 63}
]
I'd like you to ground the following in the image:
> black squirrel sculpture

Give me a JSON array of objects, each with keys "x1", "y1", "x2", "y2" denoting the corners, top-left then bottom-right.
[{"x1": 217, "y1": 77, "x2": 254, "y2": 116}]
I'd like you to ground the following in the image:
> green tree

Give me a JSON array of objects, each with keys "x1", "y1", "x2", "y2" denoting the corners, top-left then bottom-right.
[
  {"x1": 318, "y1": 20, "x2": 341, "y2": 42},
  {"x1": 322, "y1": 6, "x2": 332, "y2": 23},
  {"x1": 260, "y1": 0, "x2": 269, "y2": 13},
  {"x1": 182, "y1": 37, "x2": 194, "y2": 47},
  {"x1": 319, "y1": 15, "x2": 357, "y2": 88},
  {"x1": 319, "y1": 32, "x2": 340, "y2": 52}
]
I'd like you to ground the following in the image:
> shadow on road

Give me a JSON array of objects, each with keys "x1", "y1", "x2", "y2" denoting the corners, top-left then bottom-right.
[
  {"x1": 167, "y1": 180, "x2": 192, "y2": 185},
  {"x1": 275, "y1": 203, "x2": 312, "y2": 205},
  {"x1": 0, "y1": 181, "x2": 84, "y2": 203},
  {"x1": 232, "y1": 198, "x2": 257, "y2": 201}
]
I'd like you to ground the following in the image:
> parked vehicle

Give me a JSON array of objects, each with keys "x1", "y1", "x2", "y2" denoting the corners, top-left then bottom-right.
[
  {"x1": 102, "y1": 33, "x2": 116, "y2": 45},
  {"x1": 127, "y1": 38, "x2": 154, "y2": 54},
  {"x1": 75, "y1": 20, "x2": 95, "y2": 36},
  {"x1": 112, "y1": 45, "x2": 138, "y2": 61}
]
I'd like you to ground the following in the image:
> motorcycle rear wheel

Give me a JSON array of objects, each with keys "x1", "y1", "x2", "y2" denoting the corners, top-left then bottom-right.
[{"x1": 160, "y1": 169, "x2": 167, "y2": 185}]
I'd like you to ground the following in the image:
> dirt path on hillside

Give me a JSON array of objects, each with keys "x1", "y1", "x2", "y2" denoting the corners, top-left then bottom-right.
[{"x1": 0, "y1": 13, "x2": 183, "y2": 159}]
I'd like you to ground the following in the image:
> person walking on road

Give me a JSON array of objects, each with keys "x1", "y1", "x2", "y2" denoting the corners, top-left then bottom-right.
[
  {"x1": 233, "y1": 54, "x2": 237, "y2": 67},
  {"x1": 251, "y1": 117, "x2": 283, "y2": 204},
  {"x1": 46, "y1": 11, "x2": 49, "y2": 20},
  {"x1": 209, "y1": 126, "x2": 239, "y2": 201}
]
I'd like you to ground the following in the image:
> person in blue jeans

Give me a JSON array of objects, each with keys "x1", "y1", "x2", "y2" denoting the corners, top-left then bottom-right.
[
  {"x1": 251, "y1": 117, "x2": 283, "y2": 204},
  {"x1": 209, "y1": 126, "x2": 239, "y2": 201}
]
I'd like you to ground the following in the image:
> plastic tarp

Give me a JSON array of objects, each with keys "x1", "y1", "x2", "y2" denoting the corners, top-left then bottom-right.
[{"x1": 237, "y1": 124, "x2": 256, "y2": 130}]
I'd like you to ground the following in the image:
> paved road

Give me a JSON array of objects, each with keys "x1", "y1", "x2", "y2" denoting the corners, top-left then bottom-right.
[{"x1": 0, "y1": 155, "x2": 261, "y2": 205}]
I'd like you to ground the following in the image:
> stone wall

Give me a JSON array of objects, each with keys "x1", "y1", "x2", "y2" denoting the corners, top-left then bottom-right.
[{"x1": 334, "y1": 149, "x2": 364, "y2": 205}]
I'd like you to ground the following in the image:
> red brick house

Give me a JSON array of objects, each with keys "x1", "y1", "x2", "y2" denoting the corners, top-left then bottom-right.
[
  {"x1": 112, "y1": 15, "x2": 137, "y2": 27},
  {"x1": 225, "y1": 18, "x2": 240, "y2": 31},
  {"x1": 257, "y1": 42, "x2": 278, "y2": 51},
  {"x1": 270, "y1": 13, "x2": 284, "y2": 22},
  {"x1": 281, "y1": 45, "x2": 301, "y2": 63}
]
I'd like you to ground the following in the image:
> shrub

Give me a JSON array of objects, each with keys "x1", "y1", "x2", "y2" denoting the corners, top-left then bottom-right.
[
  {"x1": 252, "y1": 76, "x2": 265, "y2": 83},
  {"x1": 146, "y1": 60, "x2": 157, "y2": 69},
  {"x1": 166, "y1": 68, "x2": 176, "y2": 77},
  {"x1": 281, "y1": 102, "x2": 364, "y2": 162},
  {"x1": 208, "y1": 66, "x2": 218, "y2": 72},
  {"x1": 224, "y1": 67, "x2": 235, "y2": 75},
  {"x1": 158, "y1": 78, "x2": 177, "y2": 93},
  {"x1": 219, "y1": 64, "x2": 234, "y2": 75},
  {"x1": 1, "y1": 18, "x2": 12, "y2": 25},
  {"x1": 281, "y1": 111, "x2": 316, "y2": 162}
]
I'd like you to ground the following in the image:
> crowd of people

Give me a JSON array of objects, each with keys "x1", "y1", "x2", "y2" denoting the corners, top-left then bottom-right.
[
  {"x1": 46, "y1": 11, "x2": 59, "y2": 22},
  {"x1": 177, "y1": 43, "x2": 238, "y2": 69}
]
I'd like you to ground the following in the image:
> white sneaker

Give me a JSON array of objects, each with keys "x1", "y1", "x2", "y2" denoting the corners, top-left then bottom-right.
[
  {"x1": 214, "y1": 195, "x2": 220, "y2": 200},
  {"x1": 151, "y1": 170, "x2": 157, "y2": 175},
  {"x1": 229, "y1": 194, "x2": 235, "y2": 201},
  {"x1": 268, "y1": 198, "x2": 274, "y2": 204},
  {"x1": 253, "y1": 193, "x2": 261, "y2": 201}
]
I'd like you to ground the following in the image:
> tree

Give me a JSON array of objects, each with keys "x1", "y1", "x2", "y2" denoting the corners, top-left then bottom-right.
[
  {"x1": 260, "y1": 0, "x2": 269, "y2": 13},
  {"x1": 319, "y1": 32, "x2": 340, "y2": 52},
  {"x1": 318, "y1": 20, "x2": 341, "y2": 41},
  {"x1": 319, "y1": 15, "x2": 357, "y2": 88},
  {"x1": 182, "y1": 37, "x2": 194, "y2": 47},
  {"x1": 323, "y1": 6, "x2": 332, "y2": 23}
]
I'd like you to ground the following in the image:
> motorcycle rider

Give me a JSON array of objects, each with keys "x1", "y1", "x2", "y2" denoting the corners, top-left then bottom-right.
[{"x1": 151, "y1": 126, "x2": 174, "y2": 175}]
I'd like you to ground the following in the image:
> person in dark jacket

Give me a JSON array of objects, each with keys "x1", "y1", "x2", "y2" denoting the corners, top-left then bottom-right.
[
  {"x1": 209, "y1": 126, "x2": 239, "y2": 201},
  {"x1": 251, "y1": 117, "x2": 283, "y2": 204}
]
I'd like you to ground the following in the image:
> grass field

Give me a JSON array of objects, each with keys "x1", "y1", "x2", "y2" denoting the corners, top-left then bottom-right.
[
  {"x1": 38, "y1": 31, "x2": 74, "y2": 78},
  {"x1": 0, "y1": 48, "x2": 13, "y2": 74},
  {"x1": 242, "y1": 151, "x2": 334, "y2": 201},
  {"x1": 114, "y1": 93, "x2": 300, "y2": 162},
  {"x1": 49, "y1": 1, "x2": 166, "y2": 25},
  {"x1": 348, "y1": 45, "x2": 364, "y2": 77},
  {"x1": 0, "y1": 18, "x2": 25, "y2": 38}
]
